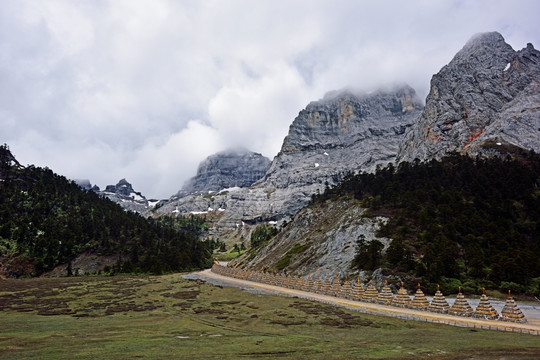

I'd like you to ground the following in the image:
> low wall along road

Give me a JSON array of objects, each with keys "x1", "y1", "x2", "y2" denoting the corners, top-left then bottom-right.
[{"x1": 195, "y1": 263, "x2": 540, "y2": 336}]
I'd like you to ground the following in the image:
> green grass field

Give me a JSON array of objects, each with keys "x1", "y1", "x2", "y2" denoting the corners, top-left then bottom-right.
[{"x1": 1, "y1": 274, "x2": 539, "y2": 359}]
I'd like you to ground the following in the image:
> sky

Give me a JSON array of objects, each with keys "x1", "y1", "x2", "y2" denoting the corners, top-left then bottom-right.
[{"x1": 1, "y1": 0, "x2": 540, "y2": 199}]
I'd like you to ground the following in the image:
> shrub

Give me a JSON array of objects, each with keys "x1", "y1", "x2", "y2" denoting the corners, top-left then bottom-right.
[
  {"x1": 250, "y1": 224, "x2": 278, "y2": 248},
  {"x1": 439, "y1": 277, "x2": 462, "y2": 296},
  {"x1": 500, "y1": 281, "x2": 525, "y2": 294}
]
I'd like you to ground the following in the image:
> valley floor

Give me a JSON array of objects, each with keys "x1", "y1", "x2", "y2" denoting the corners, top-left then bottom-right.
[{"x1": 1, "y1": 273, "x2": 540, "y2": 359}]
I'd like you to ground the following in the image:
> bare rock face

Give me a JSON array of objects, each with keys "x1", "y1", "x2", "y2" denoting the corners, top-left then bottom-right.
[
  {"x1": 261, "y1": 85, "x2": 422, "y2": 190},
  {"x1": 176, "y1": 149, "x2": 270, "y2": 197},
  {"x1": 98, "y1": 178, "x2": 154, "y2": 213},
  {"x1": 234, "y1": 199, "x2": 390, "y2": 278},
  {"x1": 154, "y1": 86, "x2": 422, "y2": 231},
  {"x1": 398, "y1": 32, "x2": 540, "y2": 161}
]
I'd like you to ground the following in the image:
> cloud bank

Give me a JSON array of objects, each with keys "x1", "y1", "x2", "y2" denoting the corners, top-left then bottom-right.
[{"x1": 1, "y1": 0, "x2": 539, "y2": 198}]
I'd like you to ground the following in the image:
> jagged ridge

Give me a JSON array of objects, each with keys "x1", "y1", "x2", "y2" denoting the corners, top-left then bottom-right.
[{"x1": 399, "y1": 31, "x2": 540, "y2": 161}]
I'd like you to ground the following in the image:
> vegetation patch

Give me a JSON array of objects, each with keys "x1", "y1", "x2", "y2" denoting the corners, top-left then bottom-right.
[
  {"x1": 269, "y1": 319, "x2": 306, "y2": 326},
  {"x1": 214, "y1": 249, "x2": 246, "y2": 261},
  {"x1": 202, "y1": 193, "x2": 215, "y2": 201},
  {"x1": 250, "y1": 224, "x2": 278, "y2": 249},
  {"x1": 276, "y1": 243, "x2": 311, "y2": 270},
  {"x1": 313, "y1": 152, "x2": 540, "y2": 296},
  {"x1": 162, "y1": 290, "x2": 200, "y2": 300},
  {"x1": 289, "y1": 300, "x2": 372, "y2": 328}
]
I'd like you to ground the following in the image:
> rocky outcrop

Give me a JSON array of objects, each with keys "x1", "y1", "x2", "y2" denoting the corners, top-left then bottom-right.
[
  {"x1": 154, "y1": 86, "x2": 422, "y2": 225},
  {"x1": 176, "y1": 149, "x2": 270, "y2": 198},
  {"x1": 259, "y1": 85, "x2": 422, "y2": 191},
  {"x1": 233, "y1": 198, "x2": 390, "y2": 277},
  {"x1": 98, "y1": 178, "x2": 157, "y2": 213},
  {"x1": 398, "y1": 32, "x2": 540, "y2": 162}
]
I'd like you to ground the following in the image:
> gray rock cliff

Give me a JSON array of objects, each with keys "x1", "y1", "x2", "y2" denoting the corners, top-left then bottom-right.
[
  {"x1": 398, "y1": 32, "x2": 540, "y2": 161},
  {"x1": 259, "y1": 85, "x2": 422, "y2": 193},
  {"x1": 176, "y1": 149, "x2": 270, "y2": 198},
  {"x1": 98, "y1": 178, "x2": 156, "y2": 213},
  {"x1": 154, "y1": 85, "x2": 423, "y2": 230},
  {"x1": 234, "y1": 198, "x2": 390, "y2": 279}
]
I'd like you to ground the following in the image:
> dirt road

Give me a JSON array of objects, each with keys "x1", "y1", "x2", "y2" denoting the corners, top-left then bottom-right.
[{"x1": 189, "y1": 269, "x2": 540, "y2": 335}]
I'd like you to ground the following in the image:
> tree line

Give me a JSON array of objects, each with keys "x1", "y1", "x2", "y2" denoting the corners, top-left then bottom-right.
[
  {"x1": 312, "y1": 150, "x2": 540, "y2": 296},
  {"x1": 0, "y1": 145, "x2": 212, "y2": 277}
]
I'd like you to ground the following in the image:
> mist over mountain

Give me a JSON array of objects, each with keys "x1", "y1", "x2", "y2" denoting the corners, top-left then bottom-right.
[
  {"x1": 153, "y1": 33, "x2": 540, "y2": 253},
  {"x1": 96, "y1": 33, "x2": 540, "y2": 247},
  {"x1": 153, "y1": 85, "x2": 423, "y2": 230},
  {"x1": 3, "y1": 30, "x2": 539, "y2": 294},
  {"x1": 175, "y1": 149, "x2": 271, "y2": 198}
]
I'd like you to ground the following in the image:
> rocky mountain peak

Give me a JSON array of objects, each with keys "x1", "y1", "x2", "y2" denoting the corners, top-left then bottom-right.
[
  {"x1": 99, "y1": 178, "x2": 154, "y2": 213},
  {"x1": 153, "y1": 85, "x2": 423, "y2": 225},
  {"x1": 457, "y1": 31, "x2": 511, "y2": 57},
  {"x1": 176, "y1": 148, "x2": 271, "y2": 197},
  {"x1": 280, "y1": 85, "x2": 422, "y2": 155},
  {"x1": 105, "y1": 178, "x2": 134, "y2": 197},
  {"x1": 261, "y1": 85, "x2": 423, "y2": 191},
  {"x1": 398, "y1": 32, "x2": 540, "y2": 161}
]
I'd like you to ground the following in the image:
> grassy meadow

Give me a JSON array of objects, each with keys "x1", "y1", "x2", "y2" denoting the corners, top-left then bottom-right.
[{"x1": 1, "y1": 274, "x2": 539, "y2": 359}]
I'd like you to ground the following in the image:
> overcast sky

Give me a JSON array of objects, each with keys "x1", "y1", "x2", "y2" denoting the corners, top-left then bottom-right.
[{"x1": 2, "y1": 0, "x2": 539, "y2": 198}]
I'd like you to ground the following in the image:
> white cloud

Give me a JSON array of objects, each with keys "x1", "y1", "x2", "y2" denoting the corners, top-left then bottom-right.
[
  {"x1": 208, "y1": 61, "x2": 314, "y2": 158},
  {"x1": 8, "y1": 121, "x2": 223, "y2": 199},
  {"x1": 119, "y1": 120, "x2": 224, "y2": 198},
  {"x1": 1, "y1": 0, "x2": 540, "y2": 198}
]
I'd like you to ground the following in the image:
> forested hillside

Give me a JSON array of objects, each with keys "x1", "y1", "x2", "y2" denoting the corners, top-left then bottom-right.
[
  {"x1": 0, "y1": 145, "x2": 212, "y2": 277},
  {"x1": 312, "y1": 149, "x2": 540, "y2": 296}
]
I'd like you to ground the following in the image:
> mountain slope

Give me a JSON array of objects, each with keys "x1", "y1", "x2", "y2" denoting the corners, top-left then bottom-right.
[
  {"x1": 236, "y1": 152, "x2": 540, "y2": 295},
  {"x1": 0, "y1": 145, "x2": 212, "y2": 277},
  {"x1": 398, "y1": 32, "x2": 540, "y2": 161},
  {"x1": 233, "y1": 32, "x2": 540, "y2": 296},
  {"x1": 154, "y1": 85, "x2": 423, "y2": 233}
]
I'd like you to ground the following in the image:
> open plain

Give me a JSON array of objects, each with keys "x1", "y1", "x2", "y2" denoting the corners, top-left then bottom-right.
[{"x1": 1, "y1": 273, "x2": 540, "y2": 359}]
